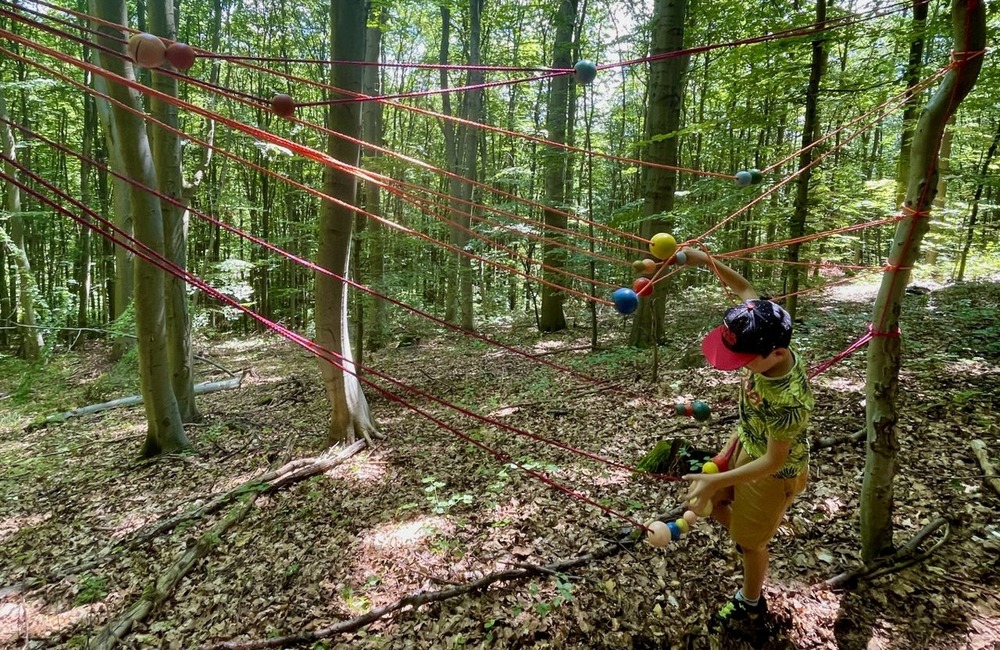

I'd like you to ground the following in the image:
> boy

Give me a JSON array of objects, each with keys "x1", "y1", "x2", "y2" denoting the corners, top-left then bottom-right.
[{"x1": 677, "y1": 247, "x2": 814, "y2": 632}]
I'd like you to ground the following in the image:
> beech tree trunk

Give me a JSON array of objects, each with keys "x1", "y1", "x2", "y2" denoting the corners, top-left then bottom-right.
[
  {"x1": 861, "y1": 0, "x2": 984, "y2": 562},
  {"x1": 316, "y1": 0, "x2": 378, "y2": 446},
  {"x1": 149, "y1": 0, "x2": 199, "y2": 423},
  {"x1": 539, "y1": 0, "x2": 577, "y2": 333},
  {"x1": 629, "y1": 0, "x2": 687, "y2": 347},
  {"x1": 91, "y1": 0, "x2": 189, "y2": 457},
  {"x1": 362, "y1": 6, "x2": 388, "y2": 352}
]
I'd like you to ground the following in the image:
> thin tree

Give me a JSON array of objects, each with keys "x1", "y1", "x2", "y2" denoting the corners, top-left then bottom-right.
[
  {"x1": 0, "y1": 86, "x2": 44, "y2": 360},
  {"x1": 861, "y1": 0, "x2": 984, "y2": 562},
  {"x1": 315, "y1": 0, "x2": 378, "y2": 446},
  {"x1": 362, "y1": 5, "x2": 388, "y2": 352},
  {"x1": 91, "y1": 0, "x2": 189, "y2": 457},
  {"x1": 785, "y1": 0, "x2": 827, "y2": 320},
  {"x1": 956, "y1": 120, "x2": 1000, "y2": 281}
]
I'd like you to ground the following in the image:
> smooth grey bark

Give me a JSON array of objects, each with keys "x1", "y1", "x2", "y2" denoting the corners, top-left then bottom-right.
[
  {"x1": 91, "y1": 0, "x2": 189, "y2": 457},
  {"x1": 315, "y1": 0, "x2": 378, "y2": 446},
  {"x1": 629, "y1": 0, "x2": 688, "y2": 347},
  {"x1": 149, "y1": 0, "x2": 199, "y2": 422}
]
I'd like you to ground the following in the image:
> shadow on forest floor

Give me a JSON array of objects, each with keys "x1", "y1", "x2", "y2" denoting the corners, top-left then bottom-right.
[{"x1": 1, "y1": 278, "x2": 999, "y2": 649}]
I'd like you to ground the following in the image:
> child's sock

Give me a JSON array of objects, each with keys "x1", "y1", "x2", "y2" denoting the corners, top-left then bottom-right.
[{"x1": 736, "y1": 589, "x2": 759, "y2": 607}]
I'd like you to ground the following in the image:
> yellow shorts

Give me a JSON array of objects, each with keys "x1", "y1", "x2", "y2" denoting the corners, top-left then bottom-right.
[{"x1": 717, "y1": 446, "x2": 807, "y2": 551}]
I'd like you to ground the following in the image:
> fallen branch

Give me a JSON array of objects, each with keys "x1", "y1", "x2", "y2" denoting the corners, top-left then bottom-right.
[
  {"x1": 1, "y1": 446, "x2": 364, "y2": 597},
  {"x1": 203, "y1": 526, "x2": 642, "y2": 649},
  {"x1": 814, "y1": 428, "x2": 866, "y2": 450},
  {"x1": 970, "y1": 439, "x2": 1000, "y2": 498},
  {"x1": 824, "y1": 516, "x2": 950, "y2": 589},
  {"x1": 31, "y1": 372, "x2": 247, "y2": 429},
  {"x1": 90, "y1": 441, "x2": 367, "y2": 650}
]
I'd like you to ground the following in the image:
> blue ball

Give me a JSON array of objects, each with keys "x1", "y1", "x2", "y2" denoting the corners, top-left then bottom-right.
[
  {"x1": 673, "y1": 251, "x2": 687, "y2": 266},
  {"x1": 667, "y1": 521, "x2": 682, "y2": 540},
  {"x1": 735, "y1": 170, "x2": 753, "y2": 187},
  {"x1": 611, "y1": 288, "x2": 638, "y2": 314},
  {"x1": 574, "y1": 60, "x2": 598, "y2": 84}
]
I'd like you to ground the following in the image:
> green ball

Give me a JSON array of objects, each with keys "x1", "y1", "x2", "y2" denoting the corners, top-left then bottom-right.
[
  {"x1": 749, "y1": 169, "x2": 764, "y2": 185},
  {"x1": 692, "y1": 400, "x2": 711, "y2": 421}
]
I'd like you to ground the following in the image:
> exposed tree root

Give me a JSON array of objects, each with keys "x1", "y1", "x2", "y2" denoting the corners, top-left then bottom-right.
[
  {"x1": 824, "y1": 516, "x2": 950, "y2": 590},
  {"x1": 814, "y1": 428, "x2": 865, "y2": 450},
  {"x1": 203, "y1": 526, "x2": 645, "y2": 649},
  {"x1": 970, "y1": 439, "x2": 1000, "y2": 498}
]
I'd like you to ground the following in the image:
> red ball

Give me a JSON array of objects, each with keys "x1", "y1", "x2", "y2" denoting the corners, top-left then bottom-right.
[
  {"x1": 127, "y1": 33, "x2": 166, "y2": 69},
  {"x1": 165, "y1": 42, "x2": 196, "y2": 71},
  {"x1": 271, "y1": 93, "x2": 296, "y2": 118},
  {"x1": 632, "y1": 277, "x2": 653, "y2": 297}
]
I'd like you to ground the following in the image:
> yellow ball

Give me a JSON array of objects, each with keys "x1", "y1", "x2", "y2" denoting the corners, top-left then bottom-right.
[
  {"x1": 702, "y1": 461, "x2": 719, "y2": 474},
  {"x1": 675, "y1": 517, "x2": 689, "y2": 534},
  {"x1": 645, "y1": 520, "x2": 672, "y2": 548},
  {"x1": 649, "y1": 233, "x2": 677, "y2": 261}
]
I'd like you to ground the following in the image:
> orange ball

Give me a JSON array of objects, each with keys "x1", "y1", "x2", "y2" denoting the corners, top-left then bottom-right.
[
  {"x1": 165, "y1": 42, "x2": 196, "y2": 71},
  {"x1": 271, "y1": 93, "x2": 296, "y2": 118},
  {"x1": 127, "y1": 33, "x2": 166, "y2": 69}
]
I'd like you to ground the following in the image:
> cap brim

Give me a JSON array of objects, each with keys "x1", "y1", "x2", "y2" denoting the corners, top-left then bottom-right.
[{"x1": 702, "y1": 325, "x2": 759, "y2": 371}]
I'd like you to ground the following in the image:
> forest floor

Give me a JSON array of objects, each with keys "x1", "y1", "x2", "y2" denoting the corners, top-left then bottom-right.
[{"x1": 1, "y1": 277, "x2": 999, "y2": 650}]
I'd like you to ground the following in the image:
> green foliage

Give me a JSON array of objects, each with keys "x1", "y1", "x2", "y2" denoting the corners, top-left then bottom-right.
[
  {"x1": 421, "y1": 476, "x2": 474, "y2": 514},
  {"x1": 74, "y1": 574, "x2": 108, "y2": 606}
]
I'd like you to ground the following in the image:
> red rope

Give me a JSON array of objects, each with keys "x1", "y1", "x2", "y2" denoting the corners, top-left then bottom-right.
[
  {"x1": 0, "y1": 35, "x2": 621, "y2": 307},
  {"x1": 0, "y1": 157, "x2": 657, "y2": 531}
]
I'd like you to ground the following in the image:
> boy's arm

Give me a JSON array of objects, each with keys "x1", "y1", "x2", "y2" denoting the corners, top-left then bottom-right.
[
  {"x1": 679, "y1": 247, "x2": 758, "y2": 301},
  {"x1": 684, "y1": 437, "x2": 790, "y2": 504}
]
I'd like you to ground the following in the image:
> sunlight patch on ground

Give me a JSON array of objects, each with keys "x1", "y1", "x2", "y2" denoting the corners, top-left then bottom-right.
[
  {"x1": 0, "y1": 514, "x2": 49, "y2": 544},
  {"x1": 941, "y1": 357, "x2": 996, "y2": 377},
  {"x1": 365, "y1": 515, "x2": 451, "y2": 550},
  {"x1": 821, "y1": 281, "x2": 881, "y2": 303},
  {"x1": 110, "y1": 511, "x2": 155, "y2": 539},
  {"x1": 814, "y1": 375, "x2": 866, "y2": 393},
  {"x1": 326, "y1": 454, "x2": 388, "y2": 487},
  {"x1": 0, "y1": 597, "x2": 104, "y2": 646}
]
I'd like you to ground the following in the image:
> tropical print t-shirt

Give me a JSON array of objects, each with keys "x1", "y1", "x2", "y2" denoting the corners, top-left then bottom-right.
[{"x1": 737, "y1": 349, "x2": 814, "y2": 478}]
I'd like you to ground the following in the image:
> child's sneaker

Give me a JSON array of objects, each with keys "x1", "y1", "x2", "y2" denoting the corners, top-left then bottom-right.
[{"x1": 712, "y1": 592, "x2": 768, "y2": 632}]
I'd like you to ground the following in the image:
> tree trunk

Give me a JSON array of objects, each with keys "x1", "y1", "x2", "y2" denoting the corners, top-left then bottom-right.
[
  {"x1": 76, "y1": 91, "x2": 95, "y2": 331},
  {"x1": 785, "y1": 0, "x2": 827, "y2": 320},
  {"x1": 91, "y1": 0, "x2": 189, "y2": 457},
  {"x1": 0, "y1": 86, "x2": 44, "y2": 360},
  {"x1": 862, "y1": 0, "x2": 984, "y2": 562},
  {"x1": 362, "y1": 6, "x2": 388, "y2": 351},
  {"x1": 149, "y1": 0, "x2": 199, "y2": 423},
  {"x1": 91, "y1": 72, "x2": 134, "y2": 361},
  {"x1": 316, "y1": 0, "x2": 378, "y2": 446},
  {"x1": 894, "y1": 0, "x2": 929, "y2": 207},
  {"x1": 629, "y1": 0, "x2": 688, "y2": 347},
  {"x1": 539, "y1": 0, "x2": 577, "y2": 333},
  {"x1": 956, "y1": 120, "x2": 1000, "y2": 281}
]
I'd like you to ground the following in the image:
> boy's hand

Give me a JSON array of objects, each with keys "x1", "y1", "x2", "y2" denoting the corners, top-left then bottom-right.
[
  {"x1": 678, "y1": 247, "x2": 709, "y2": 267},
  {"x1": 682, "y1": 472, "x2": 722, "y2": 510}
]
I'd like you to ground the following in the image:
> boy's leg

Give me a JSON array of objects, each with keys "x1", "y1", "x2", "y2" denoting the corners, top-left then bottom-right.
[
  {"x1": 740, "y1": 546, "x2": 769, "y2": 602},
  {"x1": 726, "y1": 452, "x2": 808, "y2": 615}
]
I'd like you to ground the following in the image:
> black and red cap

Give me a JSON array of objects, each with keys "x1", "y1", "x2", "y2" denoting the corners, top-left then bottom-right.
[{"x1": 702, "y1": 299, "x2": 793, "y2": 370}]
